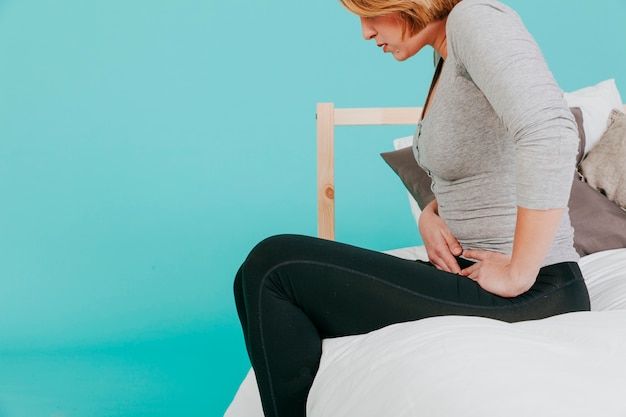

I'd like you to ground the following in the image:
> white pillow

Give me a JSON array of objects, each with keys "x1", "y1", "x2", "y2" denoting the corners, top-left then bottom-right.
[
  {"x1": 564, "y1": 79, "x2": 623, "y2": 154},
  {"x1": 392, "y1": 136, "x2": 413, "y2": 149}
]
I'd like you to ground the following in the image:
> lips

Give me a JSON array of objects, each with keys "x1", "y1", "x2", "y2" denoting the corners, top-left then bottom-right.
[{"x1": 377, "y1": 43, "x2": 389, "y2": 52}]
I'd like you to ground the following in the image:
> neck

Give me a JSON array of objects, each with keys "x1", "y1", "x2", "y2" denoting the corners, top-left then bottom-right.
[{"x1": 430, "y1": 18, "x2": 448, "y2": 59}]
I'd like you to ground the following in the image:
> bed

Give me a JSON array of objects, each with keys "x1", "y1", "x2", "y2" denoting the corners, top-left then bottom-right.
[{"x1": 225, "y1": 79, "x2": 626, "y2": 417}]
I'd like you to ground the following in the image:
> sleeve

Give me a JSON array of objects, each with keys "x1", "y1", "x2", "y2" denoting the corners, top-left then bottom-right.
[{"x1": 447, "y1": 1, "x2": 579, "y2": 209}]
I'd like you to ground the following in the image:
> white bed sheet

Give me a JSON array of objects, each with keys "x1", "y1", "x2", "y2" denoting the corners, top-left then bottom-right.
[
  {"x1": 309, "y1": 310, "x2": 626, "y2": 417},
  {"x1": 224, "y1": 247, "x2": 626, "y2": 417}
]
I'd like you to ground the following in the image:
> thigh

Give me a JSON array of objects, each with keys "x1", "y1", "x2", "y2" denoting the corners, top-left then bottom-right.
[{"x1": 242, "y1": 235, "x2": 581, "y2": 339}]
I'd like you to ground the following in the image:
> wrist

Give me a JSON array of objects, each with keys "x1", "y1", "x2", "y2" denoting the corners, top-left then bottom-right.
[
  {"x1": 419, "y1": 204, "x2": 438, "y2": 230},
  {"x1": 422, "y1": 199, "x2": 438, "y2": 215},
  {"x1": 508, "y1": 262, "x2": 538, "y2": 294}
]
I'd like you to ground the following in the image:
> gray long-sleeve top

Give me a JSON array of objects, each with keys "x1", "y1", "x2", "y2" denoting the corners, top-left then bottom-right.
[{"x1": 413, "y1": 0, "x2": 580, "y2": 266}]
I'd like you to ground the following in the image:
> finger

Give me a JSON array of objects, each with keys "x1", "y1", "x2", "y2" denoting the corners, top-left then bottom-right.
[
  {"x1": 439, "y1": 252, "x2": 461, "y2": 274},
  {"x1": 460, "y1": 263, "x2": 479, "y2": 278},
  {"x1": 463, "y1": 249, "x2": 489, "y2": 261},
  {"x1": 429, "y1": 255, "x2": 450, "y2": 272},
  {"x1": 447, "y1": 258, "x2": 462, "y2": 274},
  {"x1": 429, "y1": 251, "x2": 458, "y2": 274},
  {"x1": 442, "y1": 231, "x2": 463, "y2": 257}
]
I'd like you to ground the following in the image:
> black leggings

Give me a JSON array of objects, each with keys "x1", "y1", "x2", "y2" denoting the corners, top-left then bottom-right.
[{"x1": 233, "y1": 234, "x2": 590, "y2": 417}]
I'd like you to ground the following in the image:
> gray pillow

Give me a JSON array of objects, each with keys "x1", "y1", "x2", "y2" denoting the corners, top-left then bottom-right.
[
  {"x1": 569, "y1": 175, "x2": 626, "y2": 255},
  {"x1": 380, "y1": 146, "x2": 435, "y2": 210},
  {"x1": 579, "y1": 109, "x2": 626, "y2": 209},
  {"x1": 381, "y1": 107, "x2": 626, "y2": 256}
]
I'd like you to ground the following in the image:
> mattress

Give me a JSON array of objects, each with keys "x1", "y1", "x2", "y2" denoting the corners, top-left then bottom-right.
[{"x1": 224, "y1": 247, "x2": 626, "y2": 417}]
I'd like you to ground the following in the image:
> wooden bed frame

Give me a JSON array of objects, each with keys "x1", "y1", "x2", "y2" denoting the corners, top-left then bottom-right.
[
  {"x1": 316, "y1": 102, "x2": 626, "y2": 241},
  {"x1": 316, "y1": 103, "x2": 422, "y2": 240}
]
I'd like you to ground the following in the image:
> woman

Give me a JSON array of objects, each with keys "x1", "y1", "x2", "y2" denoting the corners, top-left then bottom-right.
[{"x1": 234, "y1": 0, "x2": 590, "y2": 416}]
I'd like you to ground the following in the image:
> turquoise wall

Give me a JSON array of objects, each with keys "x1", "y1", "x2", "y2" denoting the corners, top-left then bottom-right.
[{"x1": 0, "y1": 0, "x2": 624, "y2": 415}]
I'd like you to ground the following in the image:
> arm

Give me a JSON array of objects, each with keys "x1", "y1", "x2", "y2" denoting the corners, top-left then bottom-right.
[
  {"x1": 419, "y1": 199, "x2": 463, "y2": 274},
  {"x1": 447, "y1": 3, "x2": 579, "y2": 209},
  {"x1": 446, "y1": 4, "x2": 578, "y2": 296},
  {"x1": 461, "y1": 207, "x2": 564, "y2": 297}
]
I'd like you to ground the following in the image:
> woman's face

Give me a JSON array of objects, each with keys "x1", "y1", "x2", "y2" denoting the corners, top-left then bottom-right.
[{"x1": 360, "y1": 13, "x2": 442, "y2": 61}]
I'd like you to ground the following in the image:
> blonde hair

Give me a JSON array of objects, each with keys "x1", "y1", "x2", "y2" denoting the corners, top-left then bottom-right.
[{"x1": 339, "y1": 0, "x2": 463, "y2": 37}]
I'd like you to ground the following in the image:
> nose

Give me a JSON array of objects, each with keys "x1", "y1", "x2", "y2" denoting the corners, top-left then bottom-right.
[{"x1": 360, "y1": 17, "x2": 376, "y2": 40}]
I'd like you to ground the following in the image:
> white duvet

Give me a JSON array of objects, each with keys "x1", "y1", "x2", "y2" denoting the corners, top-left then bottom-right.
[{"x1": 224, "y1": 248, "x2": 626, "y2": 417}]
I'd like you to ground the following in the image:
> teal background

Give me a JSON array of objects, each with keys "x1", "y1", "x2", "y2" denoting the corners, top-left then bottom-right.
[{"x1": 0, "y1": 0, "x2": 624, "y2": 415}]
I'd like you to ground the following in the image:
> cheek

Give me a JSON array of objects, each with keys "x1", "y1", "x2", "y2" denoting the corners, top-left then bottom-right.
[{"x1": 399, "y1": 40, "x2": 425, "y2": 60}]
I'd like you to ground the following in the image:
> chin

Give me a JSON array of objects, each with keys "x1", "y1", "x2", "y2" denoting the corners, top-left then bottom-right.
[
  {"x1": 390, "y1": 49, "x2": 412, "y2": 61},
  {"x1": 393, "y1": 53, "x2": 410, "y2": 62}
]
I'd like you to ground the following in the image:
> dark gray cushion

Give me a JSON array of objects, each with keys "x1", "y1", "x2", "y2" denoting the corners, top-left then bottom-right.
[{"x1": 569, "y1": 175, "x2": 626, "y2": 255}]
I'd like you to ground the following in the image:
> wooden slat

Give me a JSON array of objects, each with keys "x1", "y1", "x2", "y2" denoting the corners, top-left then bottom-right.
[
  {"x1": 334, "y1": 107, "x2": 422, "y2": 126},
  {"x1": 317, "y1": 103, "x2": 335, "y2": 240},
  {"x1": 316, "y1": 104, "x2": 422, "y2": 240}
]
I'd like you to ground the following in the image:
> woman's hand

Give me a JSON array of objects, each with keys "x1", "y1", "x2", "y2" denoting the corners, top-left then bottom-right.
[
  {"x1": 419, "y1": 200, "x2": 463, "y2": 273},
  {"x1": 459, "y1": 207, "x2": 564, "y2": 297},
  {"x1": 460, "y1": 250, "x2": 537, "y2": 298}
]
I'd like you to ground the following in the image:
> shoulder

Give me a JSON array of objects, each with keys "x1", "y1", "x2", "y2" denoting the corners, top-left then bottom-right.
[
  {"x1": 447, "y1": 0, "x2": 528, "y2": 56},
  {"x1": 448, "y1": 0, "x2": 522, "y2": 29}
]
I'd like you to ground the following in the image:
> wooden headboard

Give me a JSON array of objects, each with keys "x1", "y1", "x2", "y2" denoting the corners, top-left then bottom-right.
[
  {"x1": 316, "y1": 102, "x2": 423, "y2": 240},
  {"x1": 316, "y1": 102, "x2": 626, "y2": 241}
]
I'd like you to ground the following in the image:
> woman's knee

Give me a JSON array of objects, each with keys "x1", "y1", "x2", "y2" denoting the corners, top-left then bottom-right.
[
  {"x1": 239, "y1": 234, "x2": 308, "y2": 288},
  {"x1": 233, "y1": 265, "x2": 243, "y2": 301},
  {"x1": 246, "y1": 234, "x2": 308, "y2": 266}
]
